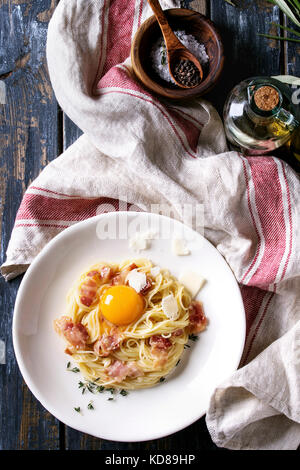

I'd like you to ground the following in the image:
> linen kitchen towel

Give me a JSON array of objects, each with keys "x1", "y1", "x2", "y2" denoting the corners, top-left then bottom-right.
[{"x1": 2, "y1": 0, "x2": 300, "y2": 450}]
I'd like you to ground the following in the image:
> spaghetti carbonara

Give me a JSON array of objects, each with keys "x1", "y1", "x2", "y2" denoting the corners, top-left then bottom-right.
[{"x1": 54, "y1": 259, "x2": 207, "y2": 390}]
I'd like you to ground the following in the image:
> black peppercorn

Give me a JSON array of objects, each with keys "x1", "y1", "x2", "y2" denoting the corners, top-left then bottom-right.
[{"x1": 173, "y1": 59, "x2": 201, "y2": 87}]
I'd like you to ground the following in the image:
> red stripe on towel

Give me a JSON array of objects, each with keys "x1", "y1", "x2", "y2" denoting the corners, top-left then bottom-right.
[
  {"x1": 15, "y1": 194, "x2": 129, "y2": 222},
  {"x1": 14, "y1": 222, "x2": 71, "y2": 230},
  {"x1": 137, "y1": 0, "x2": 144, "y2": 28},
  {"x1": 30, "y1": 186, "x2": 82, "y2": 198},
  {"x1": 100, "y1": 89, "x2": 198, "y2": 158},
  {"x1": 242, "y1": 292, "x2": 274, "y2": 365},
  {"x1": 102, "y1": 0, "x2": 136, "y2": 76},
  {"x1": 278, "y1": 160, "x2": 293, "y2": 282},
  {"x1": 246, "y1": 157, "x2": 287, "y2": 289},
  {"x1": 97, "y1": 64, "x2": 151, "y2": 95},
  {"x1": 98, "y1": 67, "x2": 202, "y2": 155},
  {"x1": 240, "y1": 285, "x2": 266, "y2": 339},
  {"x1": 239, "y1": 155, "x2": 262, "y2": 283},
  {"x1": 166, "y1": 108, "x2": 202, "y2": 153}
]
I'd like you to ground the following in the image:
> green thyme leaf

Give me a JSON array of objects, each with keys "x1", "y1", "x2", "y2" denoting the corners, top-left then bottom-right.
[
  {"x1": 161, "y1": 54, "x2": 166, "y2": 66},
  {"x1": 68, "y1": 366, "x2": 80, "y2": 373},
  {"x1": 188, "y1": 333, "x2": 199, "y2": 342}
]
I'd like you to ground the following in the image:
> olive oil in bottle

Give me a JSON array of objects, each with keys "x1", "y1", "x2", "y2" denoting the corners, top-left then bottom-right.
[{"x1": 223, "y1": 77, "x2": 299, "y2": 155}]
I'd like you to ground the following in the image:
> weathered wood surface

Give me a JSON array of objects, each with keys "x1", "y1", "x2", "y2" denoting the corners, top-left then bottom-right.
[
  {"x1": 0, "y1": 0, "x2": 298, "y2": 450},
  {"x1": 0, "y1": 0, "x2": 60, "y2": 450}
]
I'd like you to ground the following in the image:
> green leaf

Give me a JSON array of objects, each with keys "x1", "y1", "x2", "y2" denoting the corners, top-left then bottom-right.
[
  {"x1": 270, "y1": 21, "x2": 300, "y2": 37},
  {"x1": 259, "y1": 33, "x2": 300, "y2": 43},
  {"x1": 267, "y1": 0, "x2": 300, "y2": 27},
  {"x1": 272, "y1": 75, "x2": 300, "y2": 85}
]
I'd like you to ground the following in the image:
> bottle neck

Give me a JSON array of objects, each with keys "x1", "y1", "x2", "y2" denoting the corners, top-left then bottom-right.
[{"x1": 248, "y1": 83, "x2": 282, "y2": 118}]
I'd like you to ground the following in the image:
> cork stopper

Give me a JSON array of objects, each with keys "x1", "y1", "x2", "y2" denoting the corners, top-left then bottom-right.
[{"x1": 254, "y1": 86, "x2": 280, "y2": 111}]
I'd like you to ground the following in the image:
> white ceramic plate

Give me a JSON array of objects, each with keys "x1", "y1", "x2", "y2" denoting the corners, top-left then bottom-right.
[{"x1": 13, "y1": 212, "x2": 245, "y2": 442}]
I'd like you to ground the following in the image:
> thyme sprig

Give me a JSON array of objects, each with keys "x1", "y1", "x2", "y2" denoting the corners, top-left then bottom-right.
[
  {"x1": 67, "y1": 363, "x2": 80, "y2": 373},
  {"x1": 267, "y1": 0, "x2": 300, "y2": 27},
  {"x1": 77, "y1": 379, "x2": 129, "y2": 399},
  {"x1": 188, "y1": 333, "x2": 199, "y2": 342}
]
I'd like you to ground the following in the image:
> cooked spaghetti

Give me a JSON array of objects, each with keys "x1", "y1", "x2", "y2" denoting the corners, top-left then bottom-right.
[{"x1": 54, "y1": 259, "x2": 207, "y2": 390}]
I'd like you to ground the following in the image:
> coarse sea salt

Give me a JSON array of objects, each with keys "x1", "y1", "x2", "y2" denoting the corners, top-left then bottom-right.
[{"x1": 151, "y1": 30, "x2": 209, "y2": 84}]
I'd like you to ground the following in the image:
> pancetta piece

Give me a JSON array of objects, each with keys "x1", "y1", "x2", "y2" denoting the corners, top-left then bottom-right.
[
  {"x1": 106, "y1": 360, "x2": 143, "y2": 382},
  {"x1": 54, "y1": 316, "x2": 89, "y2": 349},
  {"x1": 149, "y1": 335, "x2": 172, "y2": 352},
  {"x1": 139, "y1": 277, "x2": 152, "y2": 295},
  {"x1": 100, "y1": 266, "x2": 114, "y2": 282},
  {"x1": 80, "y1": 265, "x2": 114, "y2": 306},
  {"x1": 93, "y1": 328, "x2": 121, "y2": 357},
  {"x1": 111, "y1": 263, "x2": 138, "y2": 286},
  {"x1": 149, "y1": 335, "x2": 173, "y2": 368},
  {"x1": 79, "y1": 278, "x2": 98, "y2": 307},
  {"x1": 87, "y1": 265, "x2": 114, "y2": 282},
  {"x1": 188, "y1": 300, "x2": 207, "y2": 334},
  {"x1": 172, "y1": 328, "x2": 184, "y2": 337}
]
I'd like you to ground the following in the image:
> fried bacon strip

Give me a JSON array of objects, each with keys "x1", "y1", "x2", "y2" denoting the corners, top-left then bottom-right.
[
  {"x1": 149, "y1": 335, "x2": 172, "y2": 352},
  {"x1": 93, "y1": 328, "x2": 121, "y2": 357},
  {"x1": 106, "y1": 360, "x2": 143, "y2": 382},
  {"x1": 54, "y1": 316, "x2": 89, "y2": 350},
  {"x1": 111, "y1": 263, "x2": 138, "y2": 286},
  {"x1": 139, "y1": 277, "x2": 152, "y2": 295},
  {"x1": 79, "y1": 265, "x2": 114, "y2": 307},
  {"x1": 149, "y1": 335, "x2": 172, "y2": 369},
  {"x1": 188, "y1": 300, "x2": 207, "y2": 334}
]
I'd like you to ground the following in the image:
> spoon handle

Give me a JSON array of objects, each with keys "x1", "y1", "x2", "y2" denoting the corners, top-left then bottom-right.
[{"x1": 147, "y1": 0, "x2": 180, "y2": 48}]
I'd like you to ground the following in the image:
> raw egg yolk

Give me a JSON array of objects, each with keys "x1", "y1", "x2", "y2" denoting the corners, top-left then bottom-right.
[{"x1": 100, "y1": 285, "x2": 144, "y2": 326}]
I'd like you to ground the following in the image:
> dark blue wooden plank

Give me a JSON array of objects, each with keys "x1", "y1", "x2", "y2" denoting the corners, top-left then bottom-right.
[
  {"x1": 0, "y1": 0, "x2": 60, "y2": 449},
  {"x1": 284, "y1": 17, "x2": 300, "y2": 172},
  {"x1": 64, "y1": 415, "x2": 221, "y2": 450}
]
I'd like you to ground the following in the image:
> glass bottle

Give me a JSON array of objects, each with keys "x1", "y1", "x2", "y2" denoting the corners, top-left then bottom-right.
[{"x1": 223, "y1": 77, "x2": 299, "y2": 155}]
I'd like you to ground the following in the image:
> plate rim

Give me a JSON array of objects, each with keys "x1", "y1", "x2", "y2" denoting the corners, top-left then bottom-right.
[{"x1": 12, "y1": 211, "x2": 246, "y2": 442}]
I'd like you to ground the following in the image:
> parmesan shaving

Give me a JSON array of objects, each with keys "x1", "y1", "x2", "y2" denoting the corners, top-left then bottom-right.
[
  {"x1": 126, "y1": 269, "x2": 147, "y2": 293},
  {"x1": 161, "y1": 294, "x2": 179, "y2": 320},
  {"x1": 172, "y1": 238, "x2": 190, "y2": 256},
  {"x1": 179, "y1": 270, "x2": 206, "y2": 298}
]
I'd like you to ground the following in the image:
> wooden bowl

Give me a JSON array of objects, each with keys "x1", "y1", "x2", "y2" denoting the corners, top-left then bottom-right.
[{"x1": 131, "y1": 8, "x2": 224, "y2": 100}]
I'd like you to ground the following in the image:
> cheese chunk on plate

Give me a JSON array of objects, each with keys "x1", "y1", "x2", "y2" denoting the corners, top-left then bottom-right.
[
  {"x1": 126, "y1": 269, "x2": 147, "y2": 293},
  {"x1": 172, "y1": 238, "x2": 190, "y2": 256},
  {"x1": 162, "y1": 293, "x2": 179, "y2": 321},
  {"x1": 179, "y1": 270, "x2": 206, "y2": 298}
]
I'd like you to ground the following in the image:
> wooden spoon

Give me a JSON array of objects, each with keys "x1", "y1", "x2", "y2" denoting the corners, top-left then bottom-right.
[{"x1": 147, "y1": 0, "x2": 203, "y2": 88}]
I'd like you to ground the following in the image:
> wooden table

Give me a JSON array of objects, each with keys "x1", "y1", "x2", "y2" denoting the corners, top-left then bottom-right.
[{"x1": 0, "y1": 0, "x2": 299, "y2": 451}]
